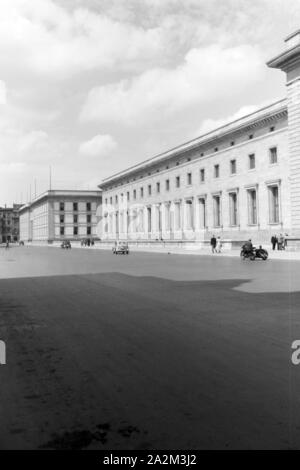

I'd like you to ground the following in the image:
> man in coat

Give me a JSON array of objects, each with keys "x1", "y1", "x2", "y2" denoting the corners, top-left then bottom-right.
[
  {"x1": 271, "y1": 234, "x2": 278, "y2": 251},
  {"x1": 210, "y1": 235, "x2": 217, "y2": 254}
]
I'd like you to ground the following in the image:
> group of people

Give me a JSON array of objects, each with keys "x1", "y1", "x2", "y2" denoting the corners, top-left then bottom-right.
[
  {"x1": 80, "y1": 238, "x2": 95, "y2": 247},
  {"x1": 271, "y1": 233, "x2": 287, "y2": 251},
  {"x1": 210, "y1": 235, "x2": 222, "y2": 254}
]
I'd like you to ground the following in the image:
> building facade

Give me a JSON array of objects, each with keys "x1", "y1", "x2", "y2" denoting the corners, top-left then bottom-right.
[
  {"x1": 19, "y1": 190, "x2": 102, "y2": 243},
  {"x1": 0, "y1": 204, "x2": 23, "y2": 243},
  {"x1": 99, "y1": 31, "x2": 300, "y2": 246}
]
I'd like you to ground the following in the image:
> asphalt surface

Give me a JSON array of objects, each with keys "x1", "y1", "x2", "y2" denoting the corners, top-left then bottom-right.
[{"x1": 0, "y1": 246, "x2": 300, "y2": 449}]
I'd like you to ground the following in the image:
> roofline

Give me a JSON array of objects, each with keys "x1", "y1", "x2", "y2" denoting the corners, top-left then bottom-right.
[
  {"x1": 18, "y1": 189, "x2": 102, "y2": 212},
  {"x1": 100, "y1": 98, "x2": 287, "y2": 187},
  {"x1": 285, "y1": 29, "x2": 300, "y2": 42},
  {"x1": 267, "y1": 44, "x2": 300, "y2": 70}
]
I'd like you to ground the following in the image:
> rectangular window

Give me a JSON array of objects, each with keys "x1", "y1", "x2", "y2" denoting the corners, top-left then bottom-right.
[
  {"x1": 187, "y1": 173, "x2": 192, "y2": 185},
  {"x1": 127, "y1": 192, "x2": 130, "y2": 201},
  {"x1": 269, "y1": 147, "x2": 278, "y2": 164},
  {"x1": 60, "y1": 226, "x2": 64, "y2": 236},
  {"x1": 59, "y1": 202, "x2": 65, "y2": 211},
  {"x1": 140, "y1": 187, "x2": 144, "y2": 198},
  {"x1": 186, "y1": 200, "x2": 194, "y2": 230},
  {"x1": 269, "y1": 185, "x2": 279, "y2": 223},
  {"x1": 175, "y1": 203, "x2": 181, "y2": 230},
  {"x1": 213, "y1": 195, "x2": 221, "y2": 227},
  {"x1": 229, "y1": 192, "x2": 238, "y2": 226},
  {"x1": 60, "y1": 215, "x2": 64, "y2": 224},
  {"x1": 200, "y1": 168, "x2": 205, "y2": 183},
  {"x1": 176, "y1": 176, "x2": 180, "y2": 188},
  {"x1": 133, "y1": 189, "x2": 136, "y2": 200},
  {"x1": 166, "y1": 179, "x2": 170, "y2": 191},
  {"x1": 165, "y1": 204, "x2": 170, "y2": 230},
  {"x1": 247, "y1": 189, "x2": 257, "y2": 225},
  {"x1": 87, "y1": 226, "x2": 91, "y2": 235},
  {"x1": 87, "y1": 214, "x2": 91, "y2": 223},
  {"x1": 87, "y1": 202, "x2": 91, "y2": 211},
  {"x1": 198, "y1": 198, "x2": 206, "y2": 228},
  {"x1": 73, "y1": 215, "x2": 78, "y2": 224},
  {"x1": 230, "y1": 159, "x2": 236, "y2": 175},
  {"x1": 73, "y1": 202, "x2": 78, "y2": 211},
  {"x1": 115, "y1": 196, "x2": 118, "y2": 204},
  {"x1": 249, "y1": 154, "x2": 255, "y2": 170},
  {"x1": 73, "y1": 226, "x2": 78, "y2": 235},
  {"x1": 156, "y1": 182, "x2": 160, "y2": 193},
  {"x1": 214, "y1": 164, "x2": 220, "y2": 178},
  {"x1": 148, "y1": 185, "x2": 152, "y2": 196}
]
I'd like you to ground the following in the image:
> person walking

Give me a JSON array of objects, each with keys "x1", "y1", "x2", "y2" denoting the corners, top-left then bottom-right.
[
  {"x1": 216, "y1": 236, "x2": 222, "y2": 254},
  {"x1": 284, "y1": 233, "x2": 288, "y2": 250},
  {"x1": 210, "y1": 235, "x2": 217, "y2": 254},
  {"x1": 278, "y1": 233, "x2": 284, "y2": 251},
  {"x1": 271, "y1": 234, "x2": 277, "y2": 251}
]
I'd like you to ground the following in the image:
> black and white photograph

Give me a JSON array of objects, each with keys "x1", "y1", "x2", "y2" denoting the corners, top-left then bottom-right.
[{"x1": 0, "y1": 0, "x2": 300, "y2": 460}]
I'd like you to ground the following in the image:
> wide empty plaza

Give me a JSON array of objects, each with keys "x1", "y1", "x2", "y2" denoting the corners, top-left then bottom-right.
[{"x1": 0, "y1": 246, "x2": 299, "y2": 450}]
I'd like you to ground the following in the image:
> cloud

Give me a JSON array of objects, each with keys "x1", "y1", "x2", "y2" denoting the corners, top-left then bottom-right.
[
  {"x1": 79, "y1": 134, "x2": 117, "y2": 158},
  {"x1": 196, "y1": 106, "x2": 263, "y2": 136},
  {"x1": 0, "y1": 122, "x2": 54, "y2": 166},
  {"x1": 80, "y1": 44, "x2": 264, "y2": 125},
  {"x1": 195, "y1": 99, "x2": 278, "y2": 136},
  {"x1": 0, "y1": 81, "x2": 7, "y2": 104},
  {"x1": 0, "y1": 0, "x2": 165, "y2": 80},
  {"x1": 17, "y1": 130, "x2": 48, "y2": 153}
]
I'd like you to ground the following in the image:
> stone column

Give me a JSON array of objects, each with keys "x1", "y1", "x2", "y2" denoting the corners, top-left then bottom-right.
[{"x1": 268, "y1": 30, "x2": 300, "y2": 235}]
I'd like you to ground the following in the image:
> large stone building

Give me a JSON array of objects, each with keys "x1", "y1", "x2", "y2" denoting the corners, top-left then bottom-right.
[
  {"x1": 0, "y1": 204, "x2": 23, "y2": 243},
  {"x1": 19, "y1": 190, "x2": 102, "y2": 243},
  {"x1": 98, "y1": 30, "x2": 300, "y2": 247}
]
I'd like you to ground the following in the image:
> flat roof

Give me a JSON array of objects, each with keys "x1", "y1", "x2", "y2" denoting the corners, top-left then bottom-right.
[{"x1": 18, "y1": 189, "x2": 102, "y2": 213}]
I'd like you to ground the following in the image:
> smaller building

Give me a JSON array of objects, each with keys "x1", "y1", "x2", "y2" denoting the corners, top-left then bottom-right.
[
  {"x1": 0, "y1": 204, "x2": 23, "y2": 243},
  {"x1": 19, "y1": 190, "x2": 102, "y2": 243}
]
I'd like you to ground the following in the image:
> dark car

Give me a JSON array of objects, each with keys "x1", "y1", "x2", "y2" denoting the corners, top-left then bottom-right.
[{"x1": 61, "y1": 240, "x2": 71, "y2": 249}]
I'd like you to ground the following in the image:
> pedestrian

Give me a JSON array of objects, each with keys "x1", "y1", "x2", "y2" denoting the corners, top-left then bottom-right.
[
  {"x1": 278, "y1": 233, "x2": 284, "y2": 251},
  {"x1": 216, "y1": 236, "x2": 222, "y2": 254},
  {"x1": 271, "y1": 234, "x2": 277, "y2": 251},
  {"x1": 210, "y1": 235, "x2": 217, "y2": 253}
]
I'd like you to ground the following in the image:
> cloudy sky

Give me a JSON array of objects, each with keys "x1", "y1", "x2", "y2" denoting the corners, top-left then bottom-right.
[{"x1": 0, "y1": 0, "x2": 299, "y2": 205}]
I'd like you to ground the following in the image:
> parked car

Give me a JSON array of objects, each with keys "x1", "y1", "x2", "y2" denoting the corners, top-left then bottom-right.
[
  {"x1": 112, "y1": 241, "x2": 129, "y2": 255},
  {"x1": 61, "y1": 240, "x2": 72, "y2": 249}
]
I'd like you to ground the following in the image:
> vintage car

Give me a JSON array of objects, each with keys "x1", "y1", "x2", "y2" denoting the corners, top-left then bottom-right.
[
  {"x1": 112, "y1": 241, "x2": 129, "y2": 255},
  {"x1": 61, "y1": 240, "x2": 72, "y2": 249}
]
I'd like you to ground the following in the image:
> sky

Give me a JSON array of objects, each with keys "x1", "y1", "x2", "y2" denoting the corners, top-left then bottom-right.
[{"x1": 0, "y1": 0, "x2": 299, "y2": 205}]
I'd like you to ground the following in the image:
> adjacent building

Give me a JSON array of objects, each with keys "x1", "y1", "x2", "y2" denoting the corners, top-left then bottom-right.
[
  {"x1": 98, "y1": 30, "x2": 300, "y2": 246},
  {"x1": 0, "y1": 204, "x2": 23, "y2": 243},
  {"x1": 19, "y1": 190, "x2": 102, "y2": 243}
]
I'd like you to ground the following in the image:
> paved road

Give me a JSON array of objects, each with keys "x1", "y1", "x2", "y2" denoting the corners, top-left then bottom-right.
[{"x1": 0, "y1": 246, "x2": 300, "y2": 449}]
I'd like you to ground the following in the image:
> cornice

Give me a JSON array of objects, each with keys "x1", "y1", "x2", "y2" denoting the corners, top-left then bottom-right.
[{"x1": 100, "y1": 101, "x2": 287, "y2": 189}]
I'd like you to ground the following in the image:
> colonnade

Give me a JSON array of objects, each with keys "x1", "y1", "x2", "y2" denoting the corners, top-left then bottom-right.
[{"x1": 103, "y1": 197, "x2": 209, "y2": 240}]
